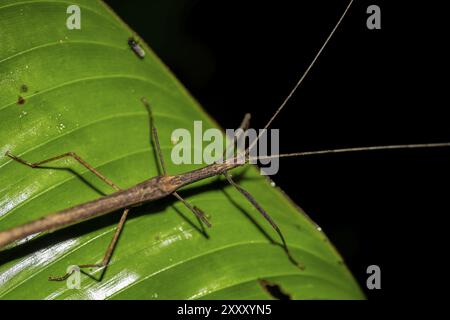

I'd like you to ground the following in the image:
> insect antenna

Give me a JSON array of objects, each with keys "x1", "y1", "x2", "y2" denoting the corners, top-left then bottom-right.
[
  {"x1": 240, "y1": 0, "x2": 449, "y2": 161},
  {"x1": 245, "y1": 0, "x2": 355, "y2": 158},
  {"x1": 249, "y1": 142, "x2": 450, "y2": 161}
]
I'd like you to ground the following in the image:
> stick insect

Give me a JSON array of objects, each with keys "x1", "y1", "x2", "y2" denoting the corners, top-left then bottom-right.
[{"x1": 0, "y1": 0, "x2": 449, "y2": 282}]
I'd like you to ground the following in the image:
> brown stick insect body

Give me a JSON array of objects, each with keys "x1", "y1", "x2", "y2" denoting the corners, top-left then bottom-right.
[
  {"x1": 0, "y1": 160, "x2": 237, "y2": 250},
  {"x1": 1, "y1": 0, "x2": 449, "y2": 281}
]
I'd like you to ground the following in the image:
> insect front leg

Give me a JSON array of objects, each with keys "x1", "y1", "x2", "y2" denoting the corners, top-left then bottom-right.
[
  {"x1": 223, "y1": 172, "x2": 304, "y2": 269},
  {"x1": 142, "y1": 97, "x2": 212, "y2": 227}
]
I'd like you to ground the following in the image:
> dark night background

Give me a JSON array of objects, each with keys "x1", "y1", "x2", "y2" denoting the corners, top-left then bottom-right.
[{"x1": 104, "y1": 0, "x2": 450, "y2": 300}]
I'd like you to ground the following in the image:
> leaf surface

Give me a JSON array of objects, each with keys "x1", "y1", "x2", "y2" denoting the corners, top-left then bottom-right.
[{"x1": 0, "y1": 0, "x2": 364, "y2": 299}]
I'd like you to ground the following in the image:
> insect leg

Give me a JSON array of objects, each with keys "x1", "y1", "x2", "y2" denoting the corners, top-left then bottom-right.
[
  {"x1": 5, "y1": 151, "x2": 121, "y2": 191},
  {"x1": 223, "y1": 172, "x2": 304, "y2": 269},
  {"x1": 173, "y1": 192, "x2": 211, "y2": 227},
  {"x1": 142, "y1": 97, "x2": 212, "y2": 227},
  {"x1": 48, "y1": 208, "x2": 130, "y2": 281},
  {"x1": 141, "y1": 97, "x2": 167, "y2": 175}
]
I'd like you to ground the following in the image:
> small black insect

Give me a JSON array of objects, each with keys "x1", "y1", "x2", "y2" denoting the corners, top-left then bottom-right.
[{"x1": 128, "y1": 37, "x2": 145, "y2": 59}]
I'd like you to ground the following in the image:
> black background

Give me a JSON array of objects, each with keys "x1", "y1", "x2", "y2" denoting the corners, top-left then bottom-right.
[{"x1": 104, "y1": 0, "x2": 450, "y2": 300}]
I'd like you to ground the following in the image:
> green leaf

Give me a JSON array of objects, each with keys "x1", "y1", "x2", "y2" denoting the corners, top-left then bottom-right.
[{"x1": 0, "y1": 0, "x2": 364, "y2": 299}]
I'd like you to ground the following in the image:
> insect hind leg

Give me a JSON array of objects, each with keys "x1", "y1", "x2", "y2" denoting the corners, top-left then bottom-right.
[
  {"x1": 5, "y1": 150, "x2": 121, "y2": 192},
  {"x1": 48, "y1": 208, "x2": 130, "y2": 282}
]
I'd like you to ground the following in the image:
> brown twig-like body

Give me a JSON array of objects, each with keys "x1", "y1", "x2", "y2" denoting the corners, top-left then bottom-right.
[{"x1": 0, "y1": 162, "x2": 239, "y2": 249}]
